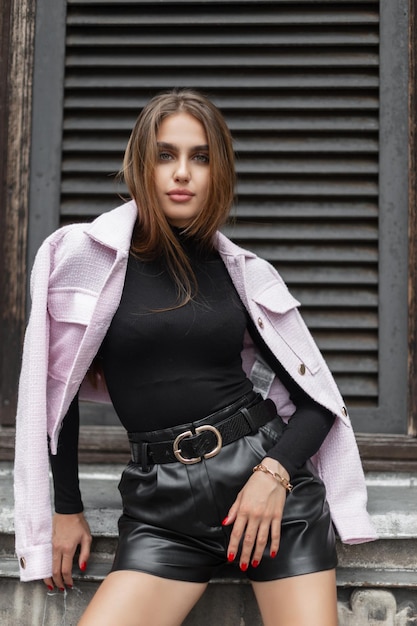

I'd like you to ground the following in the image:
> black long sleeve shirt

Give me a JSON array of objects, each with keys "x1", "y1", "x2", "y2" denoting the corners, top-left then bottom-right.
[{"x1": 50, "y1": 232, "x2": 334, "y2": 513}]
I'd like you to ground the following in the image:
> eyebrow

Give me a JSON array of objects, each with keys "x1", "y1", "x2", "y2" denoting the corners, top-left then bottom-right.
[{"x1": 157, "y1": 142, "x2": 209, "y2": 152}]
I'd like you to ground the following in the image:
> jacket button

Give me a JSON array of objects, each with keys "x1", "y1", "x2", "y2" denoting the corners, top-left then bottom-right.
[
  {"x1": 257, "y1": 317, "x2": 264, "y2": 329},
  {"x1": 20, "y1": 557, "x2": 26, "y2": 569},
  {"x1": 341, "y1": 406, "x2": 348, "y2": 417},
  {"x1": 298, "y1": 363, "x2": 306, "y2": 375}
]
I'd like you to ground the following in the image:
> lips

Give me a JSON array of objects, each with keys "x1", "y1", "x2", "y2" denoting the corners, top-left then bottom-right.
[{"x1": 167, "y1": 189, "x2": 194, "y2": 202}]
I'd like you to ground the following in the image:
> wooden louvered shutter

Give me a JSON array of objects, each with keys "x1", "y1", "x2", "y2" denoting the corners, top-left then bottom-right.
[{"x1": 58, "y1": 0, "x2": 408, "y2": 435}]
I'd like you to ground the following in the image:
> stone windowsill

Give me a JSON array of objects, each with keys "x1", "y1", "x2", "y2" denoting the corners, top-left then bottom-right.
[{"x1": 2, "y1": 464, "x2": 417, "y2": 587}]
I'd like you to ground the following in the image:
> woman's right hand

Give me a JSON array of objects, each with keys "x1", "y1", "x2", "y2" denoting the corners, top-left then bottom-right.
[{"x1": 43, "y1": 512, "x2": 92, "y2": 590}]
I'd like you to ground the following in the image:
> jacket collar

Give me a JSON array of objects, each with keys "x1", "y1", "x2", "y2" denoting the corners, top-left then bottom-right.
[
  {"x1": 214, "y1": 230, "x2": 257, "y2": 259},
  {"x1": 84, "y1": 200, "x2": 138, "y2": 252}
]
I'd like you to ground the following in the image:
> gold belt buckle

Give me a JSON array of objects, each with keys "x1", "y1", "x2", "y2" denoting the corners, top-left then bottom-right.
[{"x1": 173, "y1": 425, "x2": 223, "y2": 465}]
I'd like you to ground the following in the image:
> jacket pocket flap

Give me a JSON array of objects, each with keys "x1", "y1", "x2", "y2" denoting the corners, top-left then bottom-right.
[
  {"x1": 48, "y1": 289, "x2": 97, "y2": 324},
  {"x1": 252, "y1": 283, "x2": 300, "y2": 314}
]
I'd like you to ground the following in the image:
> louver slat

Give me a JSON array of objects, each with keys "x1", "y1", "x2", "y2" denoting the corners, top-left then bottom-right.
[{"x1": 62, "y1": 0, "x2": 379, "y2": 408}]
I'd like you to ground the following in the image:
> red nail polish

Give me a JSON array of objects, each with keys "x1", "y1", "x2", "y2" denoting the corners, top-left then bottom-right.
[
  {"x1": 80, "y1": 561, "x2": 87, "y2": 572},
  {"x1": 252, "y1": 560, "x2": 259, "y2": 568},
  {"x1": 47, "y1": 585, "x2": 54, "y2": 591},
  {"x1": 270, "y1": 551, "x2": 277, "y2": 558},
  {"x1": 59, "y1": 587, "x2": 65, "y2": 592},
  {"x1": 221, "y1": 517, "x2": 228, "y2": 526},
  {"x1": 227, "y1": 552, "x2": 235, "y2": 562},
  {"x1": 240, "y1": 562, "x2": 248, "y2": 571}
]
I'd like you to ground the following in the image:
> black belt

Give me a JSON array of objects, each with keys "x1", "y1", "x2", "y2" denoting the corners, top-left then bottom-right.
[{"x1": 128, "y1": 397, "x2": 277, "y2": 470}]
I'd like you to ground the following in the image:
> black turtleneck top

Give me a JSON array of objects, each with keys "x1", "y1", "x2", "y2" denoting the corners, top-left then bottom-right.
[{"x1": 50, "y1": 232, "x2": 335, "y2": 514}]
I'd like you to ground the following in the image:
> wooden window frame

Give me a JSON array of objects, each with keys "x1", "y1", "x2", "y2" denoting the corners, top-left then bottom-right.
[
  {"x1": 409, "y1": 0, "x2": 417, "y2": 440},
  {"x1": 0, "y1": 0, "x2": 416, "y2": 469},
  {"x1": 0, "y1": 0, "x2": 34, "y2": 427},
  {"x1": 353, "y1": 0, "x2": 417, "y2": 469}
]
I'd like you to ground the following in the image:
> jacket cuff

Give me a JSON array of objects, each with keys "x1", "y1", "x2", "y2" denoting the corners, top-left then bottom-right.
[
  {"x1": 16, "y1": 543, "x2": 52, "y2": 582},
  {"x1": 333, "y1": 512, "x2": 378, "y2": 545}
]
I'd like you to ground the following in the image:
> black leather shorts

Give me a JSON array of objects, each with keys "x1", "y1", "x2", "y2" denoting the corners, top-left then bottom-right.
[{"x1": 111, "y1": 397, "x2": 337, "y2": 583}]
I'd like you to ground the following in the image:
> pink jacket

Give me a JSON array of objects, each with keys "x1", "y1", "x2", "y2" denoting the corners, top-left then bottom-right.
[{"x1": 14, "y1": 200, "x2": 377, "y2": 581}]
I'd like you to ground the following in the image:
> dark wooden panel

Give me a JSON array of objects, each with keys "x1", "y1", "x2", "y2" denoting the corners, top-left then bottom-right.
[
  {"x1": 408, "y1": 0, "x2": 417, "y2": 437},
  {"x1": 357, "y1": 434, "x2": 417, "y2": 471},
  {"x1": 3, "y1": 428, "x2": 417, "y2": 471},
  {"x1": 0, "y1": 0, "x2": 34, "y2": 426}
]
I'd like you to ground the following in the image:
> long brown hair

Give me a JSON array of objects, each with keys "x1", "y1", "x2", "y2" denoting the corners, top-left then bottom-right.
[{"x1": 122, "y1": 89, "x2": 236, "y2": 306}]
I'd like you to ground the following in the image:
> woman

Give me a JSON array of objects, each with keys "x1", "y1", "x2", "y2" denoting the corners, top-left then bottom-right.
[{"x1": 14, "y1": 90, "x2": 376, "y2": 626}]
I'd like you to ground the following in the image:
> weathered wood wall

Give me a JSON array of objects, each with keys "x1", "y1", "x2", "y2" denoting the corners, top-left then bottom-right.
[
  {"x1": 408, "y1": 0, "x2": 417, "y2": 437},
  {"x1": 0, "y1": 0, "x2": 35, "y2": 425}
]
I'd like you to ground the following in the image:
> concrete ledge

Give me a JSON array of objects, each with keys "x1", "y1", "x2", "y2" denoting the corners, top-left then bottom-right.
[
  {"x1": 2, "y1": 464, "x2": 417, "y2": 625},
  {"x1": 4, "y1": 465, "x2": 417, "y2": 534},
  {"x1": 2, "y1": 463, "x2": 417, "y2": 587}
]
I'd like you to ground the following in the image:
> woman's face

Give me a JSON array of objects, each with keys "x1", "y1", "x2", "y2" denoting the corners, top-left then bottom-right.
[{"x1": 154, "y1": 112, "x2": 210, "y2": 227}]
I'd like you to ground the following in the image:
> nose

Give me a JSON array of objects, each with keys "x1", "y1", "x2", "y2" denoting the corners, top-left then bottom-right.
[{"x1": 174, "y1": 156, "x2": 190, "y2": 182}]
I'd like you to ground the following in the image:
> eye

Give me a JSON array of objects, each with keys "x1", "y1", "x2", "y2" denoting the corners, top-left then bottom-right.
[
  {"x1": 193, "y1": 153, "x2": 209, "y2": 164},
  {"x1": 158, "y1": 151, "x2": 173, "y2": 161}
]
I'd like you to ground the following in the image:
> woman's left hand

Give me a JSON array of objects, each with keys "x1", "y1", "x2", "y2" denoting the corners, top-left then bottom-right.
[{"x1": 222, "y1": 457, "x2": 289, "y2": 570}]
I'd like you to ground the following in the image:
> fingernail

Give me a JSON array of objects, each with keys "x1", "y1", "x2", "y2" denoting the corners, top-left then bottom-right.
[
  {"x1": 240, "y1": 562, "x2": 248, "y2": 572},
  {"x1": 67, "y1": 585, "x2": 73, "y2": 589},
  {"x1": 47, "y1": 585, "x2": 54, "y2": 591},
  {"x1": 80, "y1": 561, "x2": 87, "y2": 572},
  {"x1": 252, "y1": 560, "x2": 259, "y2": 568},
  {"x1": 59, "y1": 587, "x2": 65, "y2": 592},
  {"x1": 221, "y1": 517, "x2": 228, "y2": 526},
  {"x1": 270, "y1": 550, "x2": 277, "y2": 558},
  {"x1": 227, "y1": 552, "x2": 235, "y2": 562}
]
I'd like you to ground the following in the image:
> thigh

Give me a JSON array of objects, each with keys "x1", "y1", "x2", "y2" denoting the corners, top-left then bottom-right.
[
  {"x1": 78, "y1": 570, "x2": 208, "y2": 626},
  {"x1": 251, "y1": 569, "x2": 338, "y2": 626}
]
